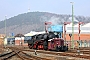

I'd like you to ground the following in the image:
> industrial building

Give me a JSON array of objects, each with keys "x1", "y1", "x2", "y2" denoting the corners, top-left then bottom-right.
[{"x1": 64, "y1": 22, "x2": 90, "y2": 48}]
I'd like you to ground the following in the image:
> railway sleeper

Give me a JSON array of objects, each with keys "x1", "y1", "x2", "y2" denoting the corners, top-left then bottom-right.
[
  {"x1": 0, "y1": 51, "x2": 18, "y2": 60},
  {"x1": 0, "y1": 51, "x2": 13, "y2": 57}
]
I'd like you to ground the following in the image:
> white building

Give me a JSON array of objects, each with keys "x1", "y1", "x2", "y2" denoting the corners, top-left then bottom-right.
[
  {"x1": 81, "y1": 23, "x2": 90, "y2": 34},
  {"x1": 65, "y1": 22, "x2": 90, "y2": 34}
]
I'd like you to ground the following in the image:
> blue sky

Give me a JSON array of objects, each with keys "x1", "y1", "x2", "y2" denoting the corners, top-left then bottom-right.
[{"x1": 0, "y1": 0, "x2": 90, "y2": 21}]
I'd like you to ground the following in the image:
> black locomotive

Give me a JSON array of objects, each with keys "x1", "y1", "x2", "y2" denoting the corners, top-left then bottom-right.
[{"x1": 27, "y1": 32, "x2": 68, "y2": 51}]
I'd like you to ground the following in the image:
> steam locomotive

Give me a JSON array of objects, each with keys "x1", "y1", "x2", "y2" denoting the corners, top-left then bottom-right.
[{"x1": 27, "y1": 31, "x2": 68, "y2": 52}]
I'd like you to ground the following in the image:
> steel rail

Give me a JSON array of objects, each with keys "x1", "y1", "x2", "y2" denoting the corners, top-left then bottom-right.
[
  {"x1": 23, "y1": 49, "x2": 90, "y2": 59},
  {"x1": 7, "y1": 46, "x2": 52, "y2": 60}
]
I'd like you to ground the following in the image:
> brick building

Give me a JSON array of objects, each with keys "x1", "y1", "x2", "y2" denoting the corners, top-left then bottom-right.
[{"x1": 15, "y1": 34, "x2": 28, "y2": 46}]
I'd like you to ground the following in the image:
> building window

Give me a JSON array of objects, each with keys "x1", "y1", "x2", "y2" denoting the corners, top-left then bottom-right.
[
  {"x1": 66, "y1": 27, "x2": 78, "y2": 30},
  {"x1": 81, "y1": 27, "x2": 90, "y2": 30}
]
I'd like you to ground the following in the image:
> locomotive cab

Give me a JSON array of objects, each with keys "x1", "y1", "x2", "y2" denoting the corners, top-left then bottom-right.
[{"x1": 48, "y1": 38, "x2": 68, "y2": 51}]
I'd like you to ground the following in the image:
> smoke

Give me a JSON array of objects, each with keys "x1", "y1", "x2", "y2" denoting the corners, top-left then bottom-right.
[
  {"x1": 69, "y1": 17, "x2": 79, "y2": 22},
  {"x1": 41, "y1": 16, "x2": 60, "y2": 25},
  {"x1": 48, "y1": 16, "x2": 60, "y2": 25}
]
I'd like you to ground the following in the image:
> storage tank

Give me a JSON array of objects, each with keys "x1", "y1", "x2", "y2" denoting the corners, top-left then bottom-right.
[{"x1": 48, "y1": 25, "x2": 63, "y2": 38}]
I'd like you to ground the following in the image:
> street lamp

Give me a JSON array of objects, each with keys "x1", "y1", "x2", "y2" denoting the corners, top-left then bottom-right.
[{"x1": 70, "y1": 2, "x2": 74, "y2": 49}]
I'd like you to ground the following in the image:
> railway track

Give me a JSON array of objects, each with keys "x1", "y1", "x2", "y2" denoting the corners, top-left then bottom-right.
[
  {"x1": 1, "y1": 46, "x2": 52, "y2": 60},
  {"x1": 0, "y1": 51, "x2": 19, "y2": 60},
  {"x1": 2, "y1": 46, "x2": 90, "y2": 60},
  {"x1": 23, "y1": 49, "x2": 90, "y2": 59}
]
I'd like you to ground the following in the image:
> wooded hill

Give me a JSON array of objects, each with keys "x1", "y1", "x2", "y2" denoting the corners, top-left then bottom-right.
[{"x1": 0, "y1": 12, "x2": 90, "y2": 36}]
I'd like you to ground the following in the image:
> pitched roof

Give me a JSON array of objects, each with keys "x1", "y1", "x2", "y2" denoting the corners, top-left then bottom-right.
[{"x1": 14, "y1": 34, "x2": 24, "y2": 37}]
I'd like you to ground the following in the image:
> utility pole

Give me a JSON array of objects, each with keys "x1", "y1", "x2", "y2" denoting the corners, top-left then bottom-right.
[
  {"x1": 70, "y1": 2, "x2": 74, "y2": 49},
  {"x1": 4, "y1": 15, "x2": 7, "y2": 47},
  {"x1": 5, "y1": 15, "x2": 7, "y2": 37}
]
